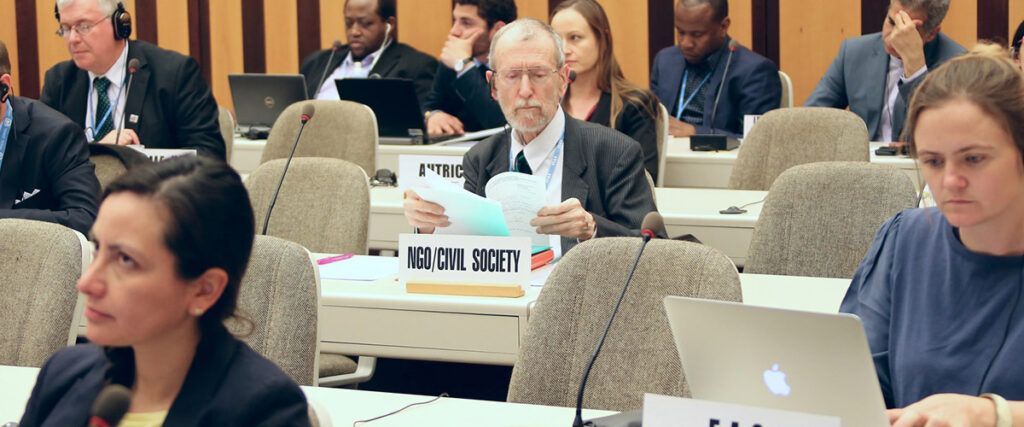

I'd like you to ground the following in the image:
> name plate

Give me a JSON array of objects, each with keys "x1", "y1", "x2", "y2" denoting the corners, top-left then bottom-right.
[
  {"x1": 399, "y1": 234, "x2": 529, "y2": 297},
  {"x1": 642, "y1": 394, "x2": 839, "y2": 427},
  {"x1": 743, "y1": 114, "x2": 762, "y2": 139},
  {"x1": 399, "y1": 155, "x2": 465, "y2": 187},
  {"x1": 130, "y1": 146, "x2": 198, "y2": 163}
]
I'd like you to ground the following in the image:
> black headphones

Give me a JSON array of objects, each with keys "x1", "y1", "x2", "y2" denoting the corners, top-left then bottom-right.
[
  {"x1": 55, "y1": 1, "x2": 132, "y2": 41},
  {"x1": 0, "y1": 82, "x2": 8, "y2": 103}
]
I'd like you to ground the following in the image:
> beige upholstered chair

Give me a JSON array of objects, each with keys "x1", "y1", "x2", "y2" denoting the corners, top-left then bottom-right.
[
  {"x1": 231, "y1": 235, "x2": 321, "y2": 386},
  {"x1": 259, "y1": 100, "x2": 378, "y2": 176},
  {"x1": 88, "y1": 144, "x2": 151, "y2": 191},
  {"x1": 0, "y1": 219, "x2": 90, "y2": 367},
  {"x1": 745, "y1": 162, "x2": 918, "y2": 278},
  {"x1": 655, "y1": 103, "x2": 670, "y2": 186},
  {"x1": 507, "y1": 237, "x2": 742, "y2": 411},
  {"x1": 728, "y1": 107, "x2": 869, "y2": 191},
  {"x1": 218, "y1": 106, "x2": 235, "y2": 162},
  {"x1": 778, "y1": 70, "x2": 794, "y2": 108}
]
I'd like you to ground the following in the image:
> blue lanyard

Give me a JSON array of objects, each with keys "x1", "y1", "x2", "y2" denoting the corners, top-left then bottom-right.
[
  {"x1": 675, "y1": 68, "x2": 712, "y2": 120},
  {"x1": 508, "y1": 128, "x2": 565, "y2": 189},
  {"x1": 0, "y1": 99, "x2": 12, "y2": 175}
]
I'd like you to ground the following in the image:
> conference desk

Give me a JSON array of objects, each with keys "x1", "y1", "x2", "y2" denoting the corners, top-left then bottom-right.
[
  {"x1": 368, "y1": 186, "x2": 766, "y2": 266},
  {"x1": 0, "y1": 365, "x2": 615, "y2": 426}
]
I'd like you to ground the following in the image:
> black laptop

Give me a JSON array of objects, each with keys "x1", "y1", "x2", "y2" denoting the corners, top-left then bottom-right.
[
  {"x1": 336, "y1": 78, "x2": 460, "y2": 145},
  {"x1": 228, "y1": 74, "x2": 308, "y2": 138}
]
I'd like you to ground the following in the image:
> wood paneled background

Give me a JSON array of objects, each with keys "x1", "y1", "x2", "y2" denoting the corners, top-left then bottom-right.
[{"x1": 3, "y1": 0, "x2": 1019, "y2": 114}]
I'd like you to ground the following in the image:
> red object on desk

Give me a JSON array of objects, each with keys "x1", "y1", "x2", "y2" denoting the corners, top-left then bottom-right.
[{"x1": 531, "y1": 249, "x2": 553, "y2": 270}]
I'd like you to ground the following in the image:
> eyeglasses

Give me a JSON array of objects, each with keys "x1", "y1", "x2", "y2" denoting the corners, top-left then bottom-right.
[
  {"x1": 494, "y1": 67, "x2": 560, "y2": 88},
  {"x1": 56, "y1": 16, "x2": 110, "y2": 38}
]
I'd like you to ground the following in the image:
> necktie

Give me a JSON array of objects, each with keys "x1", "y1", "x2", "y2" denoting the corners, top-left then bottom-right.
[
  {"x1": 515, "y1": 150, "x2": 532, "y2": 175},
  {"x1": 93, "y1": 77, "x2": 114, "y2": 140}
]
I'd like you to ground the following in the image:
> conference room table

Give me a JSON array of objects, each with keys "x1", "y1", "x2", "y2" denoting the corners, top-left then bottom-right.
[
  {"x1": 0, "y1": 365, "x2": 616, "y2": 426},
  {"x1": 230, "y1": 136, "x2": 919, "y2": 189}
]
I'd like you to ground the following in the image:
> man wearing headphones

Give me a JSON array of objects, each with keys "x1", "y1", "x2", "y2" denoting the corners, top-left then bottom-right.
[
  {"x1": 301, "y1": 0, "x2": 437, "y2": 106},
  {"x1": 40, "y1": 0, "x2": 225, "y2": 159},
  {"x1": 0, "y1": 39, "x2": 100, "y2": 235}
]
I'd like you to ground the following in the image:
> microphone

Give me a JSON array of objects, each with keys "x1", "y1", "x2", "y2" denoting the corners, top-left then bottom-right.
[
  {"x1": 312, "y1": 40, "x2": 343, "y2": 99},
  {"x1": 87, "y1": 384, "x2": 131, "y2": 427},
  {"x1": 113, "y1": 58, "x2": 140, "y2": 146},
  {"x1": 572, "y1": 212, "x2": 663, "y2": 427},
  {"x1": 709, "y1": 39, "x2": 738, "y2": 133},
  {"x1": 690, "y1": 40, "x2": 740, "y2": 152},
  {"x1": 261, "y1": 104, "x2": 315, "y2": 235}
]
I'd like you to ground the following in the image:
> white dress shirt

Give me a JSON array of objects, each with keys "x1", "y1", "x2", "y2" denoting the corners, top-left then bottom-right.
[
  {"x1": 315, "y1": 40, "x2": 392, "y2": 100},
  {"x1": 85, "y1": 43, "x2": 129, "y2": 141},
  {"x1": 508, "y1": 107, "x2": 566, "y2": 260},
  {"x1": 880, "y1": 55, "x2": 927, "y2": 142}
]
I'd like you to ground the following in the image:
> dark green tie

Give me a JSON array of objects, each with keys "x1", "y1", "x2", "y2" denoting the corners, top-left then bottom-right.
[
  {"x1": 93, "y1": 77, "x2": 113, "y2": 139},
  {"x1": 515, "y1": 150, "x2": 532, "y2": 175}
]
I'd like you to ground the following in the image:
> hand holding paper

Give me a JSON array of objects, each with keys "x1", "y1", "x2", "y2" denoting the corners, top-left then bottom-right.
[
  {"x1": 531, "y1": 197, "x2": 596, "y2": 241},
  {"x1": 403, "y1": 189, "x2": 450, "y2": 233}
]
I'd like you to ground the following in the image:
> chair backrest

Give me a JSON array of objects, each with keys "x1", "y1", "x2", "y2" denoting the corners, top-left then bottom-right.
[
  {"x1": 245, "y1": 157, "x2": 369, "y2": 254},
  {"x1": 219, "y1": 106, "x2": 235, "y2": 162},
  {"x1": 230, "y1": 235, "x2": 321, "y2": 386},
  {"x1": 778, "y1": 70, "x2": 794, "y2": 109},
  {"x1": 728, "y1": 107, "x2": 869, "y2": 191},
  {"x1": 745, "y1": 161, "x2": 918, "y2": 278},
  {"x1": 259, "y1": 100, "x2": 378, "y2": 176},
  {"x1": 644, "y1": 169, "x2": 657, "y2": 207},
  {"x1": 88, "y1": 144, "x2": 152, "y2": 192},
  {"x1": 507, "y1": 238, "x2": 742, "y2": 411},
  {"x1": 0, "y1": 219, "x2": 90, "y2": 367},
  {"x1": 656, "y1": 103, "x2": 670, "y2": 186}
]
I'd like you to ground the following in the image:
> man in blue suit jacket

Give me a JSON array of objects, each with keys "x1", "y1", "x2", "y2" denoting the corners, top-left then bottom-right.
[
  {"x1": 650, "y1": 0, "x2": 780, "y2": 138},
  {"x1": 805, "y1": 0, "x2": 964, "y2": 142}
]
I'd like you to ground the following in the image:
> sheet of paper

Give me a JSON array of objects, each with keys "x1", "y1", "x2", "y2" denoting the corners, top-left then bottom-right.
[
  {"x1": 318, "y1": 255, "x2": 399, "y2": 281},
  {"x1": 438, "y1": 126, "x2": 505, "y2": 145},
  {"x1": 485, "y1": 171, "x2": 548, "y2": 246},
  {"x1": 414, "y1": 169, "x2": 511, "y2": 237}
]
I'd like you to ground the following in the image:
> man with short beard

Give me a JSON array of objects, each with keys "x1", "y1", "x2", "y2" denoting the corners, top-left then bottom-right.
[{"x1": 403, "y1": 18, "x2": 656, "y2": 258}]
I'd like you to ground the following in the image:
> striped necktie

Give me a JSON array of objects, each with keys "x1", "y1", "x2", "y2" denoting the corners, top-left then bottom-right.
[{"x1": 93, "y1": 77, "x2": 114, "y2": 139}]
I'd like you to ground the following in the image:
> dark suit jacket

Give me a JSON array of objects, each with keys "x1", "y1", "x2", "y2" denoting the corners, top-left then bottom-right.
[
  {"x1": 462, "y1": 113, "x2": 657, "y2": 254},
  {"x1": 40, "y1": 40, "x2": 225, "y2": 159},
  {"x1": 423, "y1": 63, "x2": 506, "y2": 132},
  {"x1": 588, "y1": 91, "x2": 660, "y2": 179},
  {"x1": 19, "y1": 325, "x2": 310, "y2": 427},
  {"x1": 0, "y1": 96, "x2": 99, "y2": 235},
  {"x1": 300, "y1": 41, "x2": 438, "y2": 107},
  {"x1": 804, "y1": 32, "x2": 965, "y2": 141},
  {"x1": 650, "y1": 39, "x2": 781, "y2": 138}
]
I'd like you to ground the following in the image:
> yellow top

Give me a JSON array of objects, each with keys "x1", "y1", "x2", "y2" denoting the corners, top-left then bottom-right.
[{"x1": 117, "y1": 410, "x2": 169, "y2": 427}]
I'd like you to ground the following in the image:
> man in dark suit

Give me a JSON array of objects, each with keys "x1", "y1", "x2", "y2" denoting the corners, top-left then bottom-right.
[
  {"x1": 300, "y1": 0, "x2": 438, "y2": 106},
  {"x1": 403, "y1": 19, "x2": 656, "y2": 257},
  {"x1": 423, "y1": 0, "x2": 516, "y2": 136},
  {"x1": 0, "y1": 39, "x2": 99, "y2": 235},
  {"x1": 41, "y1": 0, "x2": 225, "y2": 159},
  {"x1": 650, "y1": 0, "x2": 780, "y2": 138},
  {"x1": 805, "y1": 0, "x2": 964, "y2": 142}
]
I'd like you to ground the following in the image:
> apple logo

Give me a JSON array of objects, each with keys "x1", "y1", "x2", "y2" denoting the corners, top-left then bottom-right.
[{"x1": 763, "y1": 363, "x2": 791, "y2": 396}]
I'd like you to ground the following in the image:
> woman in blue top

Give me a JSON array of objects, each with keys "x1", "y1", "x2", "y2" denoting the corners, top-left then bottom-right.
[{"x1": 840, "y1": 45, "x2": 1024, "y2": 426}]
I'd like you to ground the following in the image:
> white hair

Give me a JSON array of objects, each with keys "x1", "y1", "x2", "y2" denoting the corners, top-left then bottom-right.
[
  {"x1": 56, "y1": 0, "x2": 121, "y2": 17},
  {"x1": 487, "y1": 18, "x2": 565, "y2": 70}
]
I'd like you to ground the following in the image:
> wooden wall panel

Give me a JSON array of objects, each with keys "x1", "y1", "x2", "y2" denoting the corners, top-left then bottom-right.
[
  {"x1": 598, "y1": 0, "x2": 649, "y2": 87},
  {"x1": 1009, "y1": 1, "x2": 1023, "y2": 45},
  {"x1": 779, "y1": 0, "x2": 859, "y2": 105},
  {"x1": 731, "y1": 0, "x2": 753, "y2": 49},
  {"x1": 0, "y1": 0, "x2": 19, "y2": 95},
  {"x1": 319, "y1": 0, "x2": 346, "y2": 47},
  {"x1": 397, "y1": 0, "x2": 450, "y2": 60},
  {"x1": 263, "y1": 0, "x2": 299, "y2": 74},
  {"x1": 942, "y1": 0, "x2": 975, "y2": 49},
  {"x1": 156, "y1": 0, "x2": 190, "y2": 55},
  {"x1": 210, "y1": 0, "x2": 244, "y2": 111},
  {"x1": 516, "y1": 0, "x2": 548, "y2": 20},
  {"x1": 36, "y1": 0, "x2": 67, "y2": 89}
]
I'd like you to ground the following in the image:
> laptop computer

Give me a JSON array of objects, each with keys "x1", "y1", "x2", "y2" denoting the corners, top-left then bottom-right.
[
  {"x1": 336, "y1": 77, "x2": 461, "y2": 145},
  {"x1": 662, "y1": 296, "x2": 889, "y2": 427},
  {"x1": 228, "y1": 74, "x2": 308, "y2": 138}
]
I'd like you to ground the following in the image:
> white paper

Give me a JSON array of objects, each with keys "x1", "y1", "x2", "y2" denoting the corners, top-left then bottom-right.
[
  {"x1": 743, "y1": 114, "x2": 762, "y2": 138},
  {"x1": 414, "y1": 169, "x2": 511, "y2": 237},
  {"x1": 318, "y1": 255, "x2": 399, "y2": 281},
  {"x1": 398, "y1": 155, "x2": 465, "y2": 188},
  {"x1": 438, "y1": 126, "x2": 505, "y2": 145},
  {"x1": 485, "y1": 172, "x2": 549, "y2": 246},
  {"x1": 399, "y1": 234, "x2": 530, "y2": 288}
]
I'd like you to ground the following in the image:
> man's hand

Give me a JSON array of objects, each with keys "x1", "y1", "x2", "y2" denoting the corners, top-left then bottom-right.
[
  {"x1": 531, "y1": 198, "x2": 596, "y2": 241},
  {"x1": 426, "y1": 111, "x2": 465, "y2": 136},
  {"x1": 887, "y1": 10, "x2": 927, "y2": 76},
  {"x1": 97, "y1": 128, "x2": 140, "y2": 146},
  {"x1": 403, "y1": 189, "x2": 450, "y2": 233},
  {"x1": 667, "y1": 116, "x2": 697, "y2": 137},
  {"x1": 440, "y1": 29, "x2": 484, "y2": 69},
  {"x1": 888, "y1": 393, "x2": 997, "y2": 427}
]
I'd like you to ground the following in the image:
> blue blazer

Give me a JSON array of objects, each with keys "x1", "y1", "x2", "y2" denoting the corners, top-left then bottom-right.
[
  {"x1": 804, "y1": 32, "x2": 965, "y2": 141},
  {"x1": 650, "y1": 39, "x2": 781, "y2": 137},
  {"x1": 19, "y1": 325, "x2": 310, "y2": 427}
]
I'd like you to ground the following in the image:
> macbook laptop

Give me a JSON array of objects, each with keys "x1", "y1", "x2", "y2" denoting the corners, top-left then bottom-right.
[
  {"x1": 228, "y1": 74, "x2": 308, "y2": 137},
  {"x1": 663, "y1": 296, "x2": 889, "y2": 427},
  {"x1": 336, "y1": 77, "x2": 461, "y2": 145}
]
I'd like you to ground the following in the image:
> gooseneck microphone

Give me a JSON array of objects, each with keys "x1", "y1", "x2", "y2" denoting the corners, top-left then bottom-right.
[
  {"x1": 312, "y1": 40, "x2": 343, "y2": 99},
  {"x1": 572, "y1": 212, "x2": 664, "y2": 427},
  {"x1": 708, "y1": 39, "x2": 738, "y2": 133},
  {"x1": 87, "y1": 384, "x2": 132, "y2": 427},
  {"x1": 113, "y1": 58, "x2": 140, "y2": 145},
  {"x1": 262, "y1": 104, "x2": 315, "y2": 235}
]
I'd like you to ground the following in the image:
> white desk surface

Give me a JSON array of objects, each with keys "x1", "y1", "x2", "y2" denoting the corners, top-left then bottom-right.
[{"x1": 0, "y1": 365, "x2": 614, "y2": 427}]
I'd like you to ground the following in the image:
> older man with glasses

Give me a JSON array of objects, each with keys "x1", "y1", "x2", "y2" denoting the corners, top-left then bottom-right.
[
  {"x1": 40, "y1": 0, "x2": 225, "y2": 159},
  {"x1": 403, "y1": 18, "x2": 656, "y2": 258}
]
